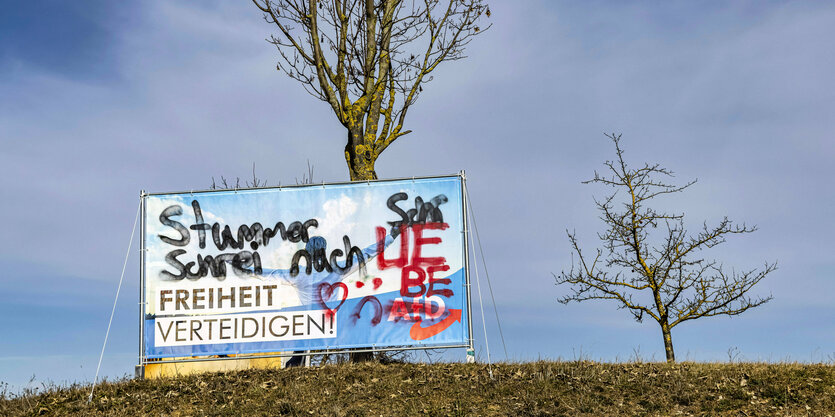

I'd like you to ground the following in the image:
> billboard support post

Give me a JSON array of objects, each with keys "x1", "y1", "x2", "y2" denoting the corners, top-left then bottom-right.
[
  {"x1": 460, "y1": 171, "x2": 476, "y2": 363},
  {"x1": 137, "y1": 191, "x2": 146, "y2": 379}
]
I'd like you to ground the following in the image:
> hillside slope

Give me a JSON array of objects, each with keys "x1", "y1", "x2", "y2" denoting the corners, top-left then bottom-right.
[{"x1": 2, "y1": 361, "x2": 834, "y2": 416}]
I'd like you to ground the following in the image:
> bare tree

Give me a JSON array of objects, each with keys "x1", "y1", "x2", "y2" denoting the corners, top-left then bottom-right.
[
  {"x1": 210, "y1": 161, "x2": 316, "y2": 190},
  {"x1": 554, "y1": 134, "x2": 777, "y2": 363},
  {"x1": 253, "y1": 0, "x2": 490, "y2": 180},
  {"x1": 211, "y1": 162, "x2": 269, "y2": 190}
]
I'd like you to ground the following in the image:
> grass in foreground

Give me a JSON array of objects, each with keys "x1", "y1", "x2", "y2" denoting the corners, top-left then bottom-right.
[{"x1": 2, "y1": 361, "x2": 834, "y2": 416}]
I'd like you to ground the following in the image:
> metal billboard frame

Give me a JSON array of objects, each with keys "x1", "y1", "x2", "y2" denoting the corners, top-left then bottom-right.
[{"x1": 137, "y1": 171, "x2": 474, "y2": 371}]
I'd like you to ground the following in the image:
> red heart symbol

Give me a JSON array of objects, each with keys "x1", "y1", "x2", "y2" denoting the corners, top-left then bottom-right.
[
  {"x1": 317, "y1": 282, "x2": 348, "y2": 313},
  {"x1": 372, "y1": 277, "x2": 383, "y2": 290}
]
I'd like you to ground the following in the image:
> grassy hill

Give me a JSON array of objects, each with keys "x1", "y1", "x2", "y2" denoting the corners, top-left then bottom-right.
[{"x1": 2, "y1": 361, "x2": 834, "y2": 416}]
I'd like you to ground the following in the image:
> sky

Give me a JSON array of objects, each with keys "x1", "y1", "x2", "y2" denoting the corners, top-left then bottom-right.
[{"x1": 1, "y1": 0, "x2": 834, "y2": 391}]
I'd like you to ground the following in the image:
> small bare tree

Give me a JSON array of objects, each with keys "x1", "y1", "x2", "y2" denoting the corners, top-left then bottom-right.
[
  {"x1": 253, "y1": 0, "x2": 490, "y2": 180},
  {"x1": 555, "y1": 134, "x2": 776, "y2": 363}
]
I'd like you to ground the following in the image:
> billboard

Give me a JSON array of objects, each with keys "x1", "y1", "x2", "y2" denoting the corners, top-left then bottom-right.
[{"x1": 141, "y1": 175, "x2": 470, "y2": 359}]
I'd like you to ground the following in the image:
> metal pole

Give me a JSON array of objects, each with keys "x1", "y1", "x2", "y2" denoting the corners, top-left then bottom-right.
[
  {"x1": 137, "y1": 191, "x2": 146, "y2": 379},
  {"x1": 144, "y1": 172, "x2": 462, "y2": 197},
  {"x1": 145, "y1": 344, "x2": 468, "y2": 365},
  {"x1": 460, "y1": 171, "x2": 476, "y2": 363}
]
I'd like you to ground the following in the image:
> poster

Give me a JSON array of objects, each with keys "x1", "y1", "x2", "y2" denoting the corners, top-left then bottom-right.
[{"x1": 142, "y1": 175, "x2": 469, "y2": 358}]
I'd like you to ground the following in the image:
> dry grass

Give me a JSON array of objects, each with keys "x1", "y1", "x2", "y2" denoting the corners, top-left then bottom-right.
[{"x1": 2, "y1": 361, "x2": 834, "y2": 416}]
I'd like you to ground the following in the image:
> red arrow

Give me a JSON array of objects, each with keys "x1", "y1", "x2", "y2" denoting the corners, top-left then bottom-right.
[{"x1": 409, "y1": 309, "x2": 462, "y2": 341}]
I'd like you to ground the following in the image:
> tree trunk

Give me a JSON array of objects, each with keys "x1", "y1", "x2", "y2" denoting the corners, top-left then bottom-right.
[
  {"x1": 661, "y1": 322, "x2": 675, "y2": 363},
  {"x1": 345, "y1": 127, "x2": 376, "y2": 363},
  {"x1": 349, "y1": 351, "x2": 374, "y2": 362},
  {"x1": 344, "y1": 129, "x2": 378, "y2": 181}
]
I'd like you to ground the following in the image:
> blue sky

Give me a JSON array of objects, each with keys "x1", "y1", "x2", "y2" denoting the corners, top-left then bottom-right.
[{"x1": 1, "y1": 1, "x2": 834, "y2": 390}]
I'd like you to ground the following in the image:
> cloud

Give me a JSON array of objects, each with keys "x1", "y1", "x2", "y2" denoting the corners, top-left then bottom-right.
[{"x1": 315, "y1": 194, "x2": 359, "y2": 243}]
